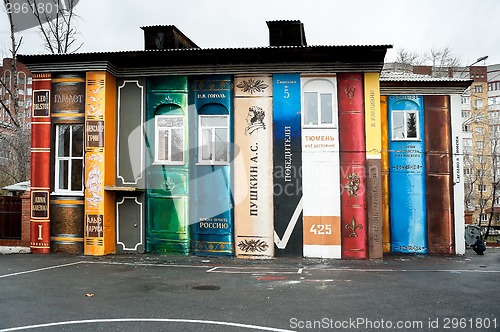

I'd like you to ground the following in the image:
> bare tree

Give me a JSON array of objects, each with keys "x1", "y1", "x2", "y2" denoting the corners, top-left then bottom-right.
[
  {"x1": 0, "y1": 0, "x2": 82, "y2": 189},
  {"x1": 25, "y1": 0, "x2": 83, "y2": 54},
  {"x1": 425, "y1": 47, "x2": 462, "y2": 77},
  {"x1": 484, "y1": 126, "x2": 500, "y2": 239},
  {"x1": 395, "y1": 47, "x2": 424, "y2": 66},
  {"x1": 0, "y1": 0, "x2": 31, "y2": 188}
]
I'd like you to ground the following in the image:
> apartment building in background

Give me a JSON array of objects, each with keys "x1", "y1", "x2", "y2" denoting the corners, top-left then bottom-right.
[
  {"x1": 0, "y1": 58, "x2": 33, "y2": 187},
  {"x1": 383, "y1": 62, "x2": 500, "y2": 237}
]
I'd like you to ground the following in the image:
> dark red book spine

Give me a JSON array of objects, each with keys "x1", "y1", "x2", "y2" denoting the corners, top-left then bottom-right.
[
  {"x1": 338, "y1": 73, "x2": 368, "y2": 259},
  {"x1": 424, "y1": 95, "x2": 454, "y2": 254},
  {"x1": 30, "y1": 73, "x2": 52, "y2": 253}
]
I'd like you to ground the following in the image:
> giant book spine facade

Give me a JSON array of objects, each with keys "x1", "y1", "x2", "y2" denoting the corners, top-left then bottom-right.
[
  {"x1": 388, "y1": 95, "x2": 427, "y2": 253},
  {"x1": 146, "y1": 76, "x2": 190, "y2": 254},
  {"x1": 424, "y1": 95, "x2": 454, "y2": 254},
  {"x1": 30, "y1": 73, "x2": 52, "y2": 254},
  {"x1": 234, "y1": 75, "x2": 274, "y2": 258},
  {"x1": 273, "y1": 74, "x2": 303, "y2": 257},
  {"x1": 190, "y1": 75, "x2": 234, "y2": 256},
  {"x1": 337, "y1": 73, "x2": 368, "y2": 259}
]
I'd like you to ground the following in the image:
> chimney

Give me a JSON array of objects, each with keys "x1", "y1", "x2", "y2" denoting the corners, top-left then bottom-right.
[
  {"x1": 141, "y1": 25, "x2": 199, "y2": 50},
  {"x1": 266, "y1": 20, "x2": 307, "y2": 47}
]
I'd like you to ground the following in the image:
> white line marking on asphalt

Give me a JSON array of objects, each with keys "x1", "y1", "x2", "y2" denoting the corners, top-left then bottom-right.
[
  {"x1": 0, "y1": 261, "x2": 84, "y2": 279},
  {"x1": 206, "y1": 266, "x2": 303, "y2": 274},
  {"x1": 0, "y1": 318, "x2": 294, "y2": 332},
  {"x1": 1, "y1": 260, "x2": 498, "y2": 281},
  {"x1": 315, "y1": 268, "x2": 500, "y2": 273},
  {"x1": 84, "y1": 261, "x2": 214, "y2": 269}
]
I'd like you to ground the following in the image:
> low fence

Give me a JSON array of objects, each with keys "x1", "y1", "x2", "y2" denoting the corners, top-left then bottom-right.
[{"x1": 0, "y1": 196, "x2": 22, "y2": 239}]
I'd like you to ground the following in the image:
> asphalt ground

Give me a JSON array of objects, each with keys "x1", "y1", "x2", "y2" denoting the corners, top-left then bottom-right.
[{"x1": 0, "y1": 248, "x2": 499, "y2": 332}]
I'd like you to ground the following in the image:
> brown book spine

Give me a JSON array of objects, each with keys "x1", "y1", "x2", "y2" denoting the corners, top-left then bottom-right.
[{"x1": 424, "y1": 95, "x2": 454, "y2": 254}]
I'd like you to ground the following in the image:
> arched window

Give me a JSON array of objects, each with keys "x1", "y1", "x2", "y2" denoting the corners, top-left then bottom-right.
[
  {"x1": 154, "y1": 104, "x2": 185, "y2": 164},
  {"x1": 302, "y1": 78, "x2": 336, "y2": 127},
  {"x1": 197, "y1": 103, "x2": 229, "y2": 164}
]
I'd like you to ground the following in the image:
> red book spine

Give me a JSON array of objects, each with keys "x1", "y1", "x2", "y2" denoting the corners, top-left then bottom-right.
[
  {"x1": 338, "y1": 73, "x2": 368, "y2": 259},
  {"x1": 30, "y1": 73, "x2": 52, "y2": 254}
]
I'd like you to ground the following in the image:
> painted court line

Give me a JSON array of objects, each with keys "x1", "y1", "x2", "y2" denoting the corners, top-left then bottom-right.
[
  {"x1": 313, "y1": 267, "x2": 500, "y2": 273},
  {"x1": 0, "y1": 318, "x2": 294, "y2": 332},
  {"x1": 207, "y1": 266, "x2": 303, "y2": 274},
  {"x1": 0, "y1": 261, "x2": 84, "y2": 279},
  {"x1": 84, "y1": 260, "x2": 214, "y2": 269}
]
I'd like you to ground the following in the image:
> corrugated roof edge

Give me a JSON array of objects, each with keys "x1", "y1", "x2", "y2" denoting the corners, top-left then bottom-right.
[
  {"x1": 18, "y1": 44, "x2": 393, "y2": 57},
  {"x1": 381, "y1": 71, "x2": 471, "y2": 82}
]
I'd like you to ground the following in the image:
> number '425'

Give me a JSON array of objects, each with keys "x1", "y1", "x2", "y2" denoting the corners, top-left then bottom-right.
[{"x1": 309, "y1": 224, "x2": 332, "y2": 235}]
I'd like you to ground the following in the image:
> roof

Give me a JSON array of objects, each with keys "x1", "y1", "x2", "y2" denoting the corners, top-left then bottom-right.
[
  {"x1": 380, "y1": 71, "x2": 473, "y2": 95},
  {"x1": 2, "y1": 181, "x2": 30, "y2": 192},
  {"x1": 18, "y1": 44, "x2": 392, "y2": 77},
  {"x1": 485, "y1": 207, "x2": 500, "y2": 213},
  {"x1": 381, "y1": 71, "x2": 471, "y2": 83}
]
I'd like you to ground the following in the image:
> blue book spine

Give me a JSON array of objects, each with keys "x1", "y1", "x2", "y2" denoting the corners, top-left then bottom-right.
[
  {"x1": 273, "y1": 73, "x2": 302, "y2": 257},
  {"x1": 190, "y1": 75, "x2": 234, "y2": 256},
  {"x1": 388, "y1": 95, "x2": 427, "y2": 253}
]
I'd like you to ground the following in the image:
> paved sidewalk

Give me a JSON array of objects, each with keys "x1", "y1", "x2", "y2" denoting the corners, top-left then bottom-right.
[{"x1": 1, "y1": 248, "x2": 499, "y2": 332}]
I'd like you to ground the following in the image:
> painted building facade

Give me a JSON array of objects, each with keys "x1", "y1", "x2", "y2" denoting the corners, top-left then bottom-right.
[
  {"x1": 19, "y1": 21, "x2": 469, "y2": 258},
  {"x1": 380, "y1": 72, "x2": 471, "y2": 255}
]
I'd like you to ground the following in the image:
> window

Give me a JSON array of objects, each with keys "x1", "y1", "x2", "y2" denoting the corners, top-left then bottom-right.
[
  {"x1": 474, "y1": 85, "x2": 483, "y2": 93},
  {"x1": 391, "y1": 110, "x2": 419, "y2": 140},
  {"x1": 475, "y1": 141, "x2": 484, "y2": 149},
  {"x1": 155, "y1": 115, "x2": 184, "y2": 164},
  {"x1": 462, "y1": 97, "x2": 470, "y2": 104},
  {"x1": 464, "y1": 168, "x2": 471, "y2": 175},
  {"x1": 479, "y1": 200, "x2": 488, "y2": 208},
  {"x1": 477, "y1": 155, "x2": 486, "y2": 164},
  {"x1": 462, "y1": 124, "x2": 471, "y2": 133},
  {"x1": 462, "y1": 110, "x2": 471, "y2": 118},
  {"x1": 475, "y1": 127, "x2": 484, "y2": 135},
  {"x1": 478, "y1": 184, "x2": 487, "y2": 192},
  {"x1": 303, "y1": 92, "x2": 334, "y2": 127},
  {"x1": 477, "y1": 170, "x2": 486, "y2": 177},
  {"x1": 55, "y1": 124, "x2": 84, "y2": 194},
  {"x1": 474, "y1": 99, "x2": 484, "y2": 108},
  {"x1": 198, "y1": 115, "x2": 229, "y2": 164}
]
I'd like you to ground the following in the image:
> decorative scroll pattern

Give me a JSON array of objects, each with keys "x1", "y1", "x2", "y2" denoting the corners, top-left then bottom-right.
[
  {"x1": 237, "y1": 239, "x2": 269, "y2": 253},
  {"x1": 344, "y1": 173, "x2": 360, "y2": 201},
  {"x1": 237, "y1": 79, "x2": 269, "y2": 94}
]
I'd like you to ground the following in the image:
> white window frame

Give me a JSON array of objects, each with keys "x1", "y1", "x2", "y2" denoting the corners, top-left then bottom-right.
[
  {"x1": 154, "y1": 115, "x2": 185, "y2": 165},
  {"x1": 198, "y1": 115, "x2": 229, "y2": 165},
  {"x1": 391, "y1": 110, "x2": 420, "y2": 141},
  {"x1": 302, "y1": 91, "x2": 336, "y2": 128},
  {"x1": 54, "y1": 124, "x2": 84, "y2": 195}
]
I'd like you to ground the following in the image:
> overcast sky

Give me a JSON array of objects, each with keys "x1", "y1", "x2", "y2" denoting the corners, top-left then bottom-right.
[{"x1": 1, "y1": 0, "x2": 499, "y2": 66}]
